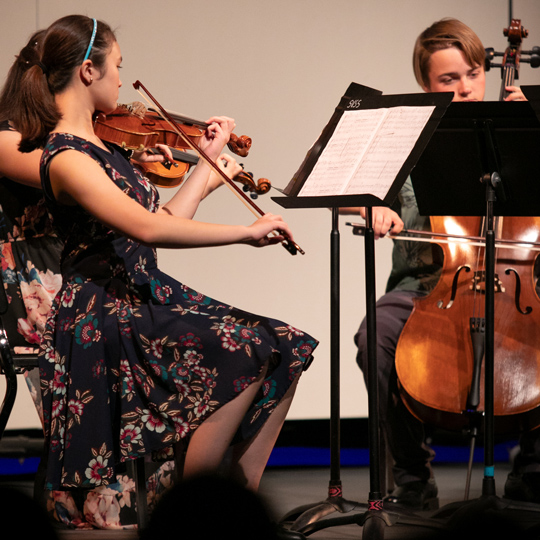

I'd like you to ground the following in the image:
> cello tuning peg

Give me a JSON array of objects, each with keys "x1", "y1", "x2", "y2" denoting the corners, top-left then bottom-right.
[
  {"x1": 521, "y1": 47, "x2": 540, "y2": 68},
  {"x1": 250, "y1": 193, "x2": 258, "y2": 200},
  {"x1": 521, "y1": 57, "x2": 540, "y2": 68}
]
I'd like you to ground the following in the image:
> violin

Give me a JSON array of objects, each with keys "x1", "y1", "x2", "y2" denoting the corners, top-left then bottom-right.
[
  {"x1": 94, "y1": 104, "x2": 252, "y2": 157},
  {"x1": 136, "y1": 147, "x2": 198, "y2": 187},
  {"x1": 131, "y1": 80, "x2": 303, "y2": 255},
  {"x1": 394, "y1": 19, "x2": 540, "y2": 434},
  {"x1": 94, "y1": 103, "x2": 271, "y2": 197}
]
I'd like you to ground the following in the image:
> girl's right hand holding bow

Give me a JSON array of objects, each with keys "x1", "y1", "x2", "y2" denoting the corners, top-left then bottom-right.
[{"x1": 246, "y1": 213, "x2": 295, "y2": 248}]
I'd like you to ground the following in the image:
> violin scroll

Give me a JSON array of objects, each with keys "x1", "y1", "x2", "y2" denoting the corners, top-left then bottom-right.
[
  {"x1": 236, "y1": 170, "x2": 271, "y2": 199},
  {"x1": 228, "y1": 134, "x2": 252, "y2": 158}
]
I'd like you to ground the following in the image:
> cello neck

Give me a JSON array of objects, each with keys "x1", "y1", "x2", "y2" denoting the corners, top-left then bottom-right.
[
  {"x1": 499, "y1": 65, "x2": 515, "y2": 101},
  {"x1": 498, "y1": 18, "x2": 527, "y2": 100}
]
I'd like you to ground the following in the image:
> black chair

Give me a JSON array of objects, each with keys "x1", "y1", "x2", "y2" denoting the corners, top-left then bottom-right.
[
  {"x1": 0, "y1": 271, "x2": 40, "y2": 443},
  {"x1": 129, "y1": 444, "x2": 186, "y2": 531}
]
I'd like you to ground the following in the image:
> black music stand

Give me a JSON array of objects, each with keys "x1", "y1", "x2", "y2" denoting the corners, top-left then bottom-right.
[
  {"x1": 272, "y1": 83, "x2": 452, "y2": 538},
  {"x1": 408, "y1": 94, "x2": 540, "y2": 528}
]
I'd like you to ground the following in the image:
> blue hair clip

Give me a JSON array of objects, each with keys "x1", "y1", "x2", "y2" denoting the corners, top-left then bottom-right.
[{"x1": 83, "y1": 18, "x2": 97, "y2": 62}]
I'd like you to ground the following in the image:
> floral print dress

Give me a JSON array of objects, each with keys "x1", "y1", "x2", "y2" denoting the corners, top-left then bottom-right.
[{"x1": 39, "y1": 133, "x2": 317, "y2": 494}]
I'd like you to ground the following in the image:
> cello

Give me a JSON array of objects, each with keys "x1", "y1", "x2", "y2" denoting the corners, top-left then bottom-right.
[{"x1": 394, "y1": 19, "x2": 540, "y2": 435}]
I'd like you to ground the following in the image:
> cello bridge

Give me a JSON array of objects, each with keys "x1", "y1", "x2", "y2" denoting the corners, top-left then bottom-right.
[{"x1": 469, "y1": 271, "x2": 505, "y2": 294}]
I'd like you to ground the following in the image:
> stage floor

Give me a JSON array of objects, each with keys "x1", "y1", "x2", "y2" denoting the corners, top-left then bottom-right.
[
  {"x1": 260, "y1": 462, "x2": 540, "y2": 538},
  {"x1": 6, "y1": 461, "x2": 540, "y2": 538}
]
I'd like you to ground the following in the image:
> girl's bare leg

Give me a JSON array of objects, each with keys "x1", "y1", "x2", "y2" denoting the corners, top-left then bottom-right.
[
  {"x1": 179, "y1": 366, "x2": 267, "y2": 480},
  {"x1": 230, "y1": 374, "x2": 300, "y2": 491}
]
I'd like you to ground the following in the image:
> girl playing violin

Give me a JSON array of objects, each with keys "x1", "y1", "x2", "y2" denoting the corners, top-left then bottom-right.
[
  {"x1": 15, "y1": 13, "x2": 317, "y2": 512},
  {"x1": 0, "y1": 29, "x2": 255, "y2": 528}
]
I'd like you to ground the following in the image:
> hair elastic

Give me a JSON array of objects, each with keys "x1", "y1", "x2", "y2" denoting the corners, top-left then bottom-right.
[
  {"x1": 36, "y1": 61, "x2": 48, "y2": 74},
  {"x1": 83, "y1": 18, "x2": 97, "y2": 62}
]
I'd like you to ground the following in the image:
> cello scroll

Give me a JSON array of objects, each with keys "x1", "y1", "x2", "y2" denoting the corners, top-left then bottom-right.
[{"x1": 484, "y1": 18, "x2": 540, "y2": 100}]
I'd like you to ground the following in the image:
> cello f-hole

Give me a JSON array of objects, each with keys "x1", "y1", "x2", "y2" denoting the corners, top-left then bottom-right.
[
  {"x1": 437, "y1": 265, "x2": 471, "y2": 309},
  {"x1": 505, "y1": 268, "x2": 533, "y2": 315}
]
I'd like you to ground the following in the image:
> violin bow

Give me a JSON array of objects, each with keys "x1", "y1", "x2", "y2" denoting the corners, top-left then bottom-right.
[{"x1": 133, "y1": 81, "x2": 303, "y2": 255}]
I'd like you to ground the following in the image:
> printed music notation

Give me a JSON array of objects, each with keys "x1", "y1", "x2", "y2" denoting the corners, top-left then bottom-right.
[{"x1": 298, "y1": 105, "x2": 435, "y2": 199}]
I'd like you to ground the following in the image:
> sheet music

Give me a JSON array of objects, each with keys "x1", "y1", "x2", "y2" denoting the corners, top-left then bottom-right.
[{"x1": 298, "y1": 105, "x2": 435, "y2": 198}]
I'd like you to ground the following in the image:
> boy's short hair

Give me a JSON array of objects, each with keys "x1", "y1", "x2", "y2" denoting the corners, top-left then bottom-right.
[{"x1": 413, "y1": 18, "x2": 485, "y2": 89}]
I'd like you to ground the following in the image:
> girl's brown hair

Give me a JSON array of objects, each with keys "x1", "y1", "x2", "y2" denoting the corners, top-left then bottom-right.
[
  {"x1": 16, "y1": 15, "x2": 116, "y2": 152},
  {"x1": 0, "y1": 30, "x2": 46, "y2": 125}
]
